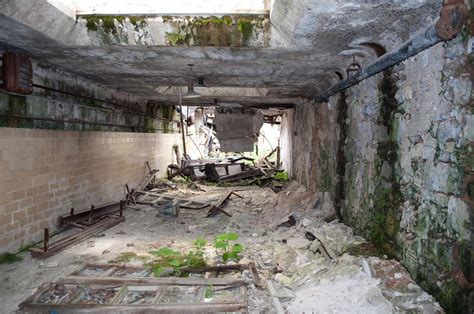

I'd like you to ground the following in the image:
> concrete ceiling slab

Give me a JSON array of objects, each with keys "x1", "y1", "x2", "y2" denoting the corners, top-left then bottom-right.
[{"x1": 0, "y1": 0, "x2": 442, "y2": 106}]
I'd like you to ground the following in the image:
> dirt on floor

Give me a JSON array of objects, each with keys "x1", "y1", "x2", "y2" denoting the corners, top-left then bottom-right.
[{"x1": 0, "y1": 182, "x2": 444, "y2": 313}]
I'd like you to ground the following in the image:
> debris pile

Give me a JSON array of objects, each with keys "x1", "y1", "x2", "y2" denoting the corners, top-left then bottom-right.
[
  {"x1": 12, "y1": 179, "x2": 444, "y2": 313},
  {"x1": 166, "y1": 150, "x2": 286, "y2": 187},
  {"x1": 242, "y1": 204, "x2": 444, "y2": 313}
]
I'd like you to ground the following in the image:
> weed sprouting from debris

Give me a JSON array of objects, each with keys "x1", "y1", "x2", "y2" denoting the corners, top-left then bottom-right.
[
  {"x1": 213, "y1": 233, "x2": 244, "y2": 262},
  {"x1": 273, "y1": 171, "x2": 290, "y2": 181},
  {"x1": 0, "y1": 252, "x2": 23, "y2": 264},
  {"x1": 108, "y1": 252, "x2": 149, "y2": 264}
]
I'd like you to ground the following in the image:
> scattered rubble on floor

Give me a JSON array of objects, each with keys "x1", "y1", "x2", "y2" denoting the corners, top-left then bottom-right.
[{"x1": 8, "y1": 180, "x2": 444, "y2": 313}]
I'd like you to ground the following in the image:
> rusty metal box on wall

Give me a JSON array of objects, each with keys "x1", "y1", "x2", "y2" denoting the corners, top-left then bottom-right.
[{"x1": 1, "y1": 51, "x2": 33, "y2": 95}]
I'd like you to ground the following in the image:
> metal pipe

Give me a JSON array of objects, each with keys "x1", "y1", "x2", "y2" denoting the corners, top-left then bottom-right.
[
  {"x1": 0, "y1": 113, "x2": 166, "y2": 132},
  {"x1": 178, "y1": 86, "x2": 188, "y2": 157},
  {"x1": 43, "y1": 228, "x2": 49, "y2": 252},
  {"x1": 21, "y1": 85, "x2": 173, "y2": 122},
  {"x1": 314, "y1": 0, "x2": 467, "y2": 103}
]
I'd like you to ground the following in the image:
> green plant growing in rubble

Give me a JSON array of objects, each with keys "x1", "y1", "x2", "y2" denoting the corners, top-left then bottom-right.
[
  {"x1": 205, "y1": 285, "x2": 214, "y2": 298},
  {"x1": 149, "y1": 247, "x2": 184, "y2": 276},
  {"x1": 185, "y1": 237, "x2": 207, "y2": 268},
  {"x1": 149, "y1": 237, "x2": 208, "y2": 276},
  {"x1": 0, "y1": 252, "x2": 23, "y2": 264},
  {"x1": 108, "y1": 252, "x2": 149, "y2": 264},
  {"x1": 273, "y1": 171, "x2": 289, "y2": 181},
  {"x1": 213, "y1": 233, "x2": 244, "y2": 262}
]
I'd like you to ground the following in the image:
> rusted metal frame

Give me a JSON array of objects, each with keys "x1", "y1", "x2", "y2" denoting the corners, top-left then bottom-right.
[
  {"x1": 218, "y1": 168, "x2": 263, "y2": 182},
  {"x1": 43, "y1": 228, "x2": 49, "y2": 253},
  {"x1": 207, "y1": 190, "x2": 243, "y2": 217},
  {"x1": 125, "y1": 166, "x2": 159, "y2": 205},
  {"x1": 135, "y1": 190, "x2": 211, "y2": 209},
  {"x1": 58, "y1": 201, "x2": 123, "y2": 228},
  {"x1": 314, "y1": 0, "x2": 467, "y2": 103},
  {"x1": 31, "y1": 216, "x2": 125, "y2": 258}
]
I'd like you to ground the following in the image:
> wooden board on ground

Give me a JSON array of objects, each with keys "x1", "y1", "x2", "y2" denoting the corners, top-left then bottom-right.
[
  {"x1": 70, "y1": 262, "x2": 263, "y2": 288},
  {"x1": 18, "y1": 276, "x2": 248, "y2": 313}
]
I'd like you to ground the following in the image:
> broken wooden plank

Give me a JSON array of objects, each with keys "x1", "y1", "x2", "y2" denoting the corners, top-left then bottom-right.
[
  {"x1": 249, "y1": 261, "x2": 264, "y2": 288},
  {"x1": 229, "y1": 156, "x2": 255, "y2": 164},
  {"x1": 110, "y1": 285, "x2": 128, "y2": 304},
  {"x1": 18, "y1": 302, "x2": 248, "y2": 313},
  {"x1": 17, "y1": 283, "x2": 54, "y2": 309},
  {"x1": 219, "y1": 168, "x2": 263, "y2": 182},
  {"x1": 58, "y1": 276, "x2": 245, "y2": 287},
  {"x1": 135, "y1": 190, "x2": 210, "y2": 210},
  {"x1": 152, "y1": 286, "x2": 167, "y2": 304},
  {"x1": 179, "y1": 264, "x2": 247, "y2": 274},
  {"x1": 19, "y1": 264, "x2": 254, "y2": 313}
]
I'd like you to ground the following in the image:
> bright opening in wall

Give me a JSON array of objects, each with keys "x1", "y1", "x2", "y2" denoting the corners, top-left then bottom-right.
[{"x1": 73, "y1": 0, "x2": 271, "y2": 15}]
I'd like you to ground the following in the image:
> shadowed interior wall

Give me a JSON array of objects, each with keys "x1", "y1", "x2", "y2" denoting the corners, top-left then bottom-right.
[
  {"x1": 0, "y1": 128, "x2": 180, "y2": 252},
  {"x1": 288, "y1": 98, "x2": 340, "y2": 195},
  {"x1": 340, "y1": 37, "x2": 473, "y2": 312}
]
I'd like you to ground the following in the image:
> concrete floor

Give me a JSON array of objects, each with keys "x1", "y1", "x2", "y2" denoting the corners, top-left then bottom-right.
[{"x1": 0, "y1": 183, "x2": 443, "y2": 313}]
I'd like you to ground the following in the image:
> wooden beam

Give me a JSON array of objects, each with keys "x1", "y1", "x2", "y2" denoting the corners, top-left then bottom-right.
[{"x1": 57, "y1": 276, "x2": 246, "y2": 287}]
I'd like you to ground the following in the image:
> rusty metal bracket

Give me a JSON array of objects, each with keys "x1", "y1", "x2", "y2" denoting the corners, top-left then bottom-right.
[
  {"x1": 346, "y1": 55, "x2": 362, "y2": 83},
  {"x1": 314, "y1": 0, "x2": 468, "y2": 103},
  {"x1": 435, "y1": 0, "x2": 468, "y2": 41}
]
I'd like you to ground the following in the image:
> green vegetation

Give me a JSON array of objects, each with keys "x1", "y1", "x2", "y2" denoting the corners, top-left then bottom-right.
[
  {"x1": 149, "y1": 237, "x2": 208, "y2": 276},
  {"x1": 108, "y1": 252, "x2": 149, "y2": 263},
  {"x1": 0, "y1": 252, "x2": 23, "y2": 264},
  {"x1": 205, "y1": 285, "x2": 214, "y2": 298},
  {"x1": 370, "y1": 184, "x2": 402, "y2": 257},
  {"x1": 129, "y1": 16, "x2": 147, "y2": 28},
  {"x1": 237, "y1": 17, "x2": 254, "y2": 42},
  {"x1": 149, "y1": 247, "x2": 184, "y2": 276},
  {"x1": 213, "y1": 233, "x2": 244, "y2": 262},
  {"x1": 84, "y1": 15, "x2": 128, "y2": 34},
  {"x1": 273, "y1": 171, "x2": 289, "y2": 181},
  {"x1": 107, "y1": 234, "x2": 244, "y2": 277},
  {"x1": 162, "y1": 15, "x2": 266, "y2": 46}
]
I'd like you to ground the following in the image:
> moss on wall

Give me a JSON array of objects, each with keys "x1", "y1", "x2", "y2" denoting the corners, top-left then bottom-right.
[{"x1": 163, "y1": 15, "x2": 267, "y2": 47}]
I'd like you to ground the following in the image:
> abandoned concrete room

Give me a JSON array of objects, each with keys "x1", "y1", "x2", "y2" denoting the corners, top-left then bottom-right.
[{"x1": 0, "y1": 0, "x2": 472, "y2": 313}]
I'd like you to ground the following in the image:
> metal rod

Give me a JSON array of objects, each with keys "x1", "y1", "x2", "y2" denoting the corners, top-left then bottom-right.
[
  {"x1": 0, "y1": 113, "x2": 164, "y2": 131},
  {"x1": 27, "y1": 84, "x2": 173, "y2": 122},
  {"x1": 33, "y1": 83, "x2": 120, "y2": 106},
  {"x1": 43, "y1": 228, "x2": 49, "y2": 252},
  {"x1": 314, "y1": 1, "x2": 467, "y2": 102},
  {"x1": 119, "y1": 200, "x2": 124, "y2": 217},
  {"x1": 178, "y1": 86, "x2": 187, "y2": 157}
]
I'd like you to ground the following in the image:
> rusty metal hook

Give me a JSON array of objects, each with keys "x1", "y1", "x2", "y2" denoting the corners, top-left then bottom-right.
[{"x1": 346, "y1": 55, "x2": 361, "y2": 83}]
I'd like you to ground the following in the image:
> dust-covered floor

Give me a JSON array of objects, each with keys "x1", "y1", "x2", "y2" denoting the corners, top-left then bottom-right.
[{"x1": 0, "y1": 182, "x2": 443, "y2": 313}]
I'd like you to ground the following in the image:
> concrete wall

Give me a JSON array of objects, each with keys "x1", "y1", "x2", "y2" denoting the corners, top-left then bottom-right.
[
  {"x1": 0, "y1": 128, "x2": 180, "y2": 252},
  {"x1": 279, "y1": 108, "x2": 293, "y2": 173},
  {"x1": 286, "y1": 98, "x2": 340, "y2": 194},
  {"x1": 0, "y1": 59, "x2": 178, "y2": 134},
  {"x1": 340, "y1": 36, "x2": 473, "y2": 312},
  {"x1": 0, "y1": 1, "x2": 270, "y2": 47},
  {"x1": 0, "y1": 54, "x2": 182, "y2": 252}
]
